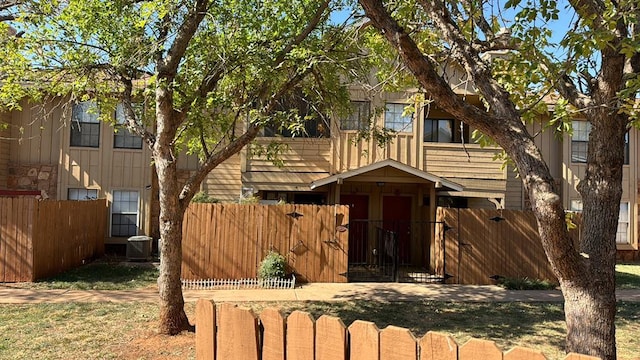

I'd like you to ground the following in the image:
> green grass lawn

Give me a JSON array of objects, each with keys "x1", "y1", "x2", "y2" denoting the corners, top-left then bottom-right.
[
  {"x1": 15, "y1": 260, "x2": 159, "y2": 290},
  {"x1": 616, "y1": 263, "x2": 640, "y2": 289},
  {"x1": 0, "y1": 260, "x2": 638, "y2": 359}
]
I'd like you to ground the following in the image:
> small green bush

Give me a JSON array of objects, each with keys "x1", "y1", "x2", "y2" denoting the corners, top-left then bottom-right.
[
  {"x1": 496, "y1": 276, "x2": 557, "y2": 290},
  {"x1": 191, "y1": 191, "x2": 219, "y2": 203},
  {"x1": 258, "y1": 251, "x2": 287, "y2": 279}
]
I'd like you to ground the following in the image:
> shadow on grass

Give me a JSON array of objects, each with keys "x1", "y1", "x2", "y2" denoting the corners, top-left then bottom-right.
[
  {"x1": 285, "y1": 301, "x2": 565, "y2": 349},
  {"x1": 33, "y1": 261, "x2": 159, "y2": 290}
]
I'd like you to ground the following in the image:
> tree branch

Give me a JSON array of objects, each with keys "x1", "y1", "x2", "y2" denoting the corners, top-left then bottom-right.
[{"x1": 156, "y1": 0, "x2": 208, "y2": 77}]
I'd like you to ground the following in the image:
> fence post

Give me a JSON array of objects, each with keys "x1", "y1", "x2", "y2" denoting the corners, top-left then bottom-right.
[{"x1": 196, "y1": 299, "x2": 216, "y2": 360}]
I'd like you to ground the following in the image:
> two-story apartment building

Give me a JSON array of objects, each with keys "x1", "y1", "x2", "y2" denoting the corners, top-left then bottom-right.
[
  {"x1": 240, "y1": 87, "x2": 639, "y2": 266},
  {"x1": 1, "y1": 86, "x2": 638, "y2": 263}
]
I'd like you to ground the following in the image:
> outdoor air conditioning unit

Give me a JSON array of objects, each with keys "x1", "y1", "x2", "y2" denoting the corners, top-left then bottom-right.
[{"x1": 126, "y1": 236, "x2": 152, "y2": 260}]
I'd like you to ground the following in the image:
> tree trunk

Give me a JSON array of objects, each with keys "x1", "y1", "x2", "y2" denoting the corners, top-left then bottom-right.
[
  {"x1": 154, "y1": 78, "x2": 192, "y2": 335},
  {"x1": 562, "y1": 282, "x2": 617, "y2": 359},
  {"x1": 155, "y1": 153, "x2": 192, "y2": 335}
]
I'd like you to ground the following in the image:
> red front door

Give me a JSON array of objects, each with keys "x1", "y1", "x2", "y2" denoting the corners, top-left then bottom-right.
[
  {"x1": 383, "y1": 196, "x2": 412, "y2": 264},
  {"x1": 341, "y1": 194, "x2": 369, "y2": 263}
]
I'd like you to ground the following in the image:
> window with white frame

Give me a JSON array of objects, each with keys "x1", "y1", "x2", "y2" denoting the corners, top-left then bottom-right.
[
  {"x1": 617, "y1": 203, "x2": 630, "y2": 244},
  {"x1": 111, "y1": 190, "x2": 139, "y2": 237},
  {"x1": 71, "y1": 101, "x2": 101, "y2": 147},
  {"x1": 114, "y1": 103, "x2": 143, "y2": 149},
  {"x1": 340, "y1": 101, "x2": 370, "y2": 131},
  {"x1": 68, "y1": 188, "x2": 98, "y2": 201},
  {"x1": 570, "y1": 200, "x2": 630, "y2": 244},
  {"x1": 571, "y1": 121, "x2": 629, "y2": 164},
  {"x1": 384, "y1": 103, "x2": 413, "y2": 132}
]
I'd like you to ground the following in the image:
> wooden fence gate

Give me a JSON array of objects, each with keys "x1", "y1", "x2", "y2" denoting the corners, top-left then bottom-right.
[
  {"x1": 182, "y1": 203, "x2": 349, "y2": 283},
  {"x1": 434, "y1": 208, "x2": 581, "y2": 285}
]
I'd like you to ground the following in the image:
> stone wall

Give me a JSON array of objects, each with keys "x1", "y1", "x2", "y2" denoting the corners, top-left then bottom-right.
[{"x1": 7, "y1": 163, "x2": 58, "y2": 199}]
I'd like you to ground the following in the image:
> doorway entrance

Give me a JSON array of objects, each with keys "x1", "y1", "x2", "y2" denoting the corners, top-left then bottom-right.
[
  {"x1": 383, "y1": 195, "x2": 412, "y2": 264},
  {"x1": 341, "y1": 194, "x2": 369, "y2": 264}
]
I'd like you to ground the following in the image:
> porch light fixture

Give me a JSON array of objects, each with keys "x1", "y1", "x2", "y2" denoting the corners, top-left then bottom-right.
[{"x1": 376, "y1": 181, "x2": 385, "y2": 187}]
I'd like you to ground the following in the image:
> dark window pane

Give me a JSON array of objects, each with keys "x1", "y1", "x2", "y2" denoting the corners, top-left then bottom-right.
[
  {"x1": 114, "y1": 126, "x2": 143, "y2": 149},
  {"x1": 341, "y1": 101, "x2": 370, "y2": 131},
  {"x1": 70, "y1": 122, "x2": 100, "y2": 147}
]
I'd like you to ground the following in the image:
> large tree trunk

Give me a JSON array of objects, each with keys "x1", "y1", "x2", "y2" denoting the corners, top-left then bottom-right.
[
  {"x1": 155, "y1": 155, "x2": 192, "y2": 335},
  {"x1": 156, "y1": 158, "x2": 191, "y2": 335},
  {"x1": 154, "y1": 79, "x2": 192, "y2": 335}
]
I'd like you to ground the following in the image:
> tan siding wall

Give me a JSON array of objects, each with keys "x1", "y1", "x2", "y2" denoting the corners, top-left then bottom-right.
[
  {"x1": 246, "y1": 138, "x2": 332, "y2": 173},
  {"x1": 529, "y1": 120, "x2": 562, "y2": 179},
  {"x1": 333, "y1": 90, "x2": 424, "y2": 173},
  {"x1": 9, "y1": 102, "x2": 61, "y2": 165},
  {"x1": 335, "y1": 132, "x2": 416, "y2": 172},
  {"x1": 56, "y1": 107, "x2": 155, "y2": 238},
  {"x1": 0, "y1": 112, "x2": 11, "y2": 188},
  {"x1": 504, "y1": 165, "x2": 524, "y2": 209},
  {"x1": 203, "y1": 154, "x2": 242, "y2": 202},
  {"x1": 423, "y1": 143, "x2": 505, "y2": 180}
]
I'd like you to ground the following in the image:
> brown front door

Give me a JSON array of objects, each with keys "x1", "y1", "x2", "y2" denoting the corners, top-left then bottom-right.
[
  {"x1": 341, "y1": 194, "x2": 369, "y2": 263},
  {"x1": 383, "y1": 195, "x2": 412, "y2": 264}
]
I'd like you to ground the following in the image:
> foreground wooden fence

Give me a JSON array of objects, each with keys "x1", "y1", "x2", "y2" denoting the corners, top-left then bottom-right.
[
  {"x1": 435, "y1": 208, "x2": 580, "y2": 285},
  {"x1": 0, "y1": 197, "x2": 106, "y2": 282},
  {"x1": 195, "y1": 300, "x2": 598, "y2": 360},
  {"x1": 182, "y1": 203, "x2": 349, "y2": 283}
]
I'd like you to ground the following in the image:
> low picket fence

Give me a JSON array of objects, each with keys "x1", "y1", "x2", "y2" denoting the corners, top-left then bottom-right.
[
  {"x1": 195, "y1": 300, "x2": 600, "y2": 360},
  {"x1": 182, "y1": 275, "x2": 295, "y2": 290}
]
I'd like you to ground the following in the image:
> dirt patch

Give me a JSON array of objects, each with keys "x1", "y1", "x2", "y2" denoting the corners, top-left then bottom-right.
[{"x1": 112, "y1": 324, "x2": 195, "y2": 360}]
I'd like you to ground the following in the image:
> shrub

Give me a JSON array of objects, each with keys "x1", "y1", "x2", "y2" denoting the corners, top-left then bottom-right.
[
  {"x1": 191, "y1": 191, "x2": 219, "y2": 203},
  {"x1": 258, "y1": 251, "x2": 287, "y2": 279},
  {"x1": 496, "y1": 276, "x2": 557, "y2": 290}
]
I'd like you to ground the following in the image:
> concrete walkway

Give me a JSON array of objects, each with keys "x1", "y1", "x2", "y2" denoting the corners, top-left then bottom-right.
[{"x1": 2, "y1": 282, "x2": 640, "y2": 304}]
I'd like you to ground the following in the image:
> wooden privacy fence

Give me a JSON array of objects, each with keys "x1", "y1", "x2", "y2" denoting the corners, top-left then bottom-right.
[
  {"x1": 195, "y1": 300, "x2": 598, "y2": 360},
  {"x1": 434, "y1": 208, "x2": 580, "y2": 285},
  {"x1": 182, "y1": 203, "x2": 349, "y2": 283},
  {"x1": 0, "y1": 197, "x2": 106, "y2": 282}
]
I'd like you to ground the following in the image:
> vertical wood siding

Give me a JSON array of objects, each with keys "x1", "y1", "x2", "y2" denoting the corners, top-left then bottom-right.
[
  {"x1": 181, "y1": 203, "x2": 349, "y2": 283},
  {"x1": 0, "y1": 111, "x2": 11, "y2": 188}
]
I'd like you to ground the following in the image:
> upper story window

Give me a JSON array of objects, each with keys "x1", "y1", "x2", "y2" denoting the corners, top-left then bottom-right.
[
  {"x1": 424, "y1": 118, "x2": 469, "y2": 143},
  {"x1": 71, "y1": 101, "x2": 100, "y2": 148},
  {"x1": 114, "y1": 103, "x2": 143, "y2": 149},
  {"x1": 68, "y1": 188, "x2": 98, "y2": 200},
  {"x1": 264, "y1": 95, "x2": 330, "y2": 138},
  {"x1": 340, "y1": 101, "x2": 370, "y2": 131},
  {"x1": 571, "y1": 121, "x2": 589, "y2": 163},
  {"x1": 571, "y1": 121, "x2": 629, "y2": 164},
  {"x1": 384, "y1": 103, "x2": 413, "y2": 132},
  {"x1": 571, "y1": 200, "x2": 630, "y2": 245}
]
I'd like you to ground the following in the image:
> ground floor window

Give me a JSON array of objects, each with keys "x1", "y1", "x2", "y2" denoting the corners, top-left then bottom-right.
[
  {"x1": 111, "y1": 190, "x2": 139, "y2": 237},
  {"x1": 570, "y1": 200, "x2": 630, "y2": 245},
  {"x1": 68, "y1": 188, "x2": 98, "y2": 200}
]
